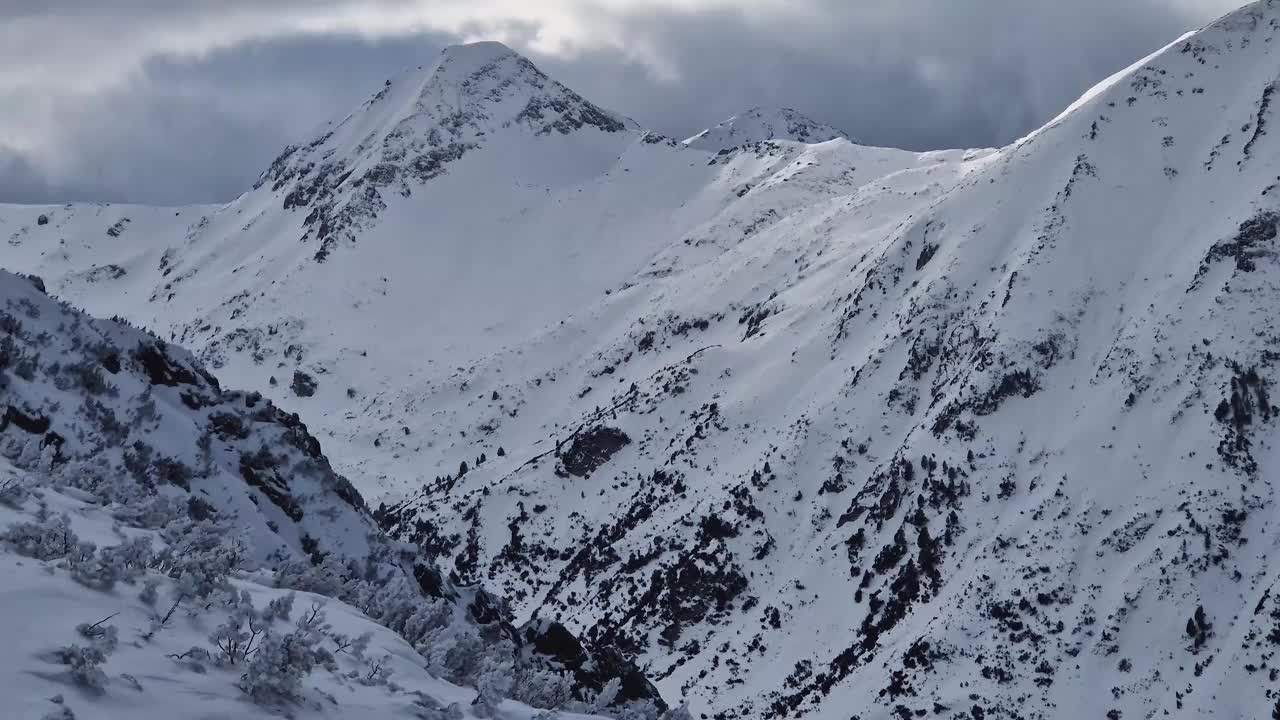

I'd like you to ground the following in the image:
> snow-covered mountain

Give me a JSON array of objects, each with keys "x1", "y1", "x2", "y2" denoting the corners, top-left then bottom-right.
[
  {"x1": 0, "y1": 270, "x2": 669, "y2": 718},
  {"x1": 683, "y1": 107, "x2": 851, "y2": 151},
  {"x1": 7, "y1": 2, "x2": 1280, "y2": 717}
]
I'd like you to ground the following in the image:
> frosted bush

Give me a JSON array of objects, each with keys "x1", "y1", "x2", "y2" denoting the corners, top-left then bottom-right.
[
  {"x1": 330, "y1": 630, "x2": 371, "y2": 659},
  {"x1": 609, "y1": 700, "x2": 664, "y2": 720},
  {"x1": 138, "y1": 578, "x2": 159, "y2": 606},
  {"x1": 356, "y1": 653, "x2": 394, "y2": 686},
  {"x1": 154, "y1": 519, "x2": 242, "y2": 599},
  {"x1": 238, "y1": 608, "x2": 334, "y2": 703},
  {"x1": 0, "y1": 474, "x2": 29, "y2": 508},
  {"x1": 510, "y1": 667, "x2": 574, "y2": 710},
  {"x1": 56, "y1": 643, "x2": 109, "y2": 693},
  {"x1": 2, "y1": 512, "x2": 79, "y2": 560},
  {"x1": 472, "y1": 655, "x2": 515, "y2": 717},
  {"x1": 70, "y1": 535, "x2": 152, "y2": 590},
  {"x1": 210, "y1": 610, "x2": 265, "y2": 667},
  {"x1": 262, "y1": 591, "x2": 296, "y2": 622},
  {"x1": 75, "y1": 619, "x2": 119, "y2": 653},
  {"x1": 111, "y1": 492, "x2": 185, "y2": 529},
  {"x1": 273, "y1": 557, "x2": 348, "y2": 598},
  {"x1": 419, "y1": 622, "x2": 490, "y2": 684}
]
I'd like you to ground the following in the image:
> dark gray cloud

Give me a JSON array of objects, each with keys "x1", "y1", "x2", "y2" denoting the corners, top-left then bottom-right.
[{"x1": 0, "y1": 0, "x2": 1239, "y2": 204}]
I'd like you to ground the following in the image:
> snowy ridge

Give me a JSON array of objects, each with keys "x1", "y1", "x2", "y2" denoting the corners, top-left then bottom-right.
[
  {"x1": 683, "y1": 107, "x2": 851, "y2": 152},
  {"x1": 5, "y1": 3, "x2": 1280, "y2": 718},
  {"x1": 0, "y1": 270, "x2": 372, "y2": 566}
]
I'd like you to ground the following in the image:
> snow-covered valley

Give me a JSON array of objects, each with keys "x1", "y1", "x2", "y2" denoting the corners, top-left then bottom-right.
[{"x1": 7, "y1": 2, "x2": 1280, "y2": 718}]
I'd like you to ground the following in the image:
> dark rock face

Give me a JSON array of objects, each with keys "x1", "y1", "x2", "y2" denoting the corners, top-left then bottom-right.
[
  {"x1": 406, "y1": 559, "x2": 663, "y2": 708},
  {"x1": 559, "y1": 426, "x2": 631, "y2": 477},
  {"x1": 291, "y1": 370, "x2": 318, "y2": 397},
  {"x1": 1198, "y1": 210, "x2": 1279, "y2": 277},
  {"x1": 22, "y1": 274, "x2": 46, "y2": 293},
  {"x1": 239, "y1": 449, "x2": 306, "y2": 521},
  {"x1": 1, "y1": 404, "x2": 51, "y2": 434},
  {"x1": 133, "y1": 340, "x2": 216, "y2": 391},
  {"x1": 524, "y1": 620, "x2": 667, "y2": 709}
]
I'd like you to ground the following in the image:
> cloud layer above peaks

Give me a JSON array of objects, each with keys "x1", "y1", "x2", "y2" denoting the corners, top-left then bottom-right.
[{"x1": 0, "y1": 0, "x2": 1240, "y2": 203}]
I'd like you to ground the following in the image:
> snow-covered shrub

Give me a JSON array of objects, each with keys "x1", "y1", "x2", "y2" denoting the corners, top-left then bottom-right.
[
  {"x1": 111, "y1": 492, "x2": 187, "y2": 528},
  {"x1": 154, "y1": 519, "x2": 242, "y2": 599},
  {"x1": 509, "y1": 667, "x2": 574, "y2": 710},
  {"x1": 238, "y1": 605, "x2": 334, "y2": 703},
  {"x1": 62, "y1": 358, "x2": 115, "y2": 397},
  {"x1": 0, "y1": 474, "x2": 29, "y2": 508},
  {"x1": 472, "y1": 655, "x2": 515, "y2": 717},
  {"x1": 274, "y1": 556, "x2": 347, "y2": 597},
  {"x1": 262, "y1": 591, "x2": 296, "y2": 622},
  {"x1": 562, "y1": 677, "x2": 622, "y2": 716},
  {"x1": 419, "y1": 621, "x2": 492, "y2": 684},
  {"x1": 138, "y1": 578, "x2": 159, "y2": 606},
  {"x1": 70, "y1": 535, "x2": 152, "y2": 590},
  {"x1": 355, "y1": 653, "x2": 394, "y2": 686},
  {"x1": 209, "y1": 609, "x2": 265, "y2": 667},
  {"x1": 608, "y1": 699, "x2": 665, "y2": 720},
  {"x1": 56, "y1": 643, "x2": 109, "y2": 692},
  {"x1": 53, "y1": 457, "x2": 143, "y2": 508},
  {"x1": 330, "y1": 630, "x2": 371, "y2": 659},
  {"x1": 75, "y1": 618, "x2": 119, "y2": 653},
  {"x1": 121, "y1": 441, "x2": 192, "y2": 491},
  {"x1": 2, "y1": 512, "x2": 79, "y2": 560}
]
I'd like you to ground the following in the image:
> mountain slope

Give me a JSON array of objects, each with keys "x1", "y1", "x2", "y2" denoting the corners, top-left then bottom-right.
[
  {"x1": 683, "y1": 107, "x2": 851, "y2": 151},
  {"x1": 0, "y1": 46, "x2": 958, "y2": 501},
  {"x1": 6, "y1": 4, "x2": 1280, "y2": 718},
  {"x1": 0, "y1": 269, "x2": 371, "y2": 565},
  {"x1": 0, "y1": 269, "x2": 668, "y2": 716}
]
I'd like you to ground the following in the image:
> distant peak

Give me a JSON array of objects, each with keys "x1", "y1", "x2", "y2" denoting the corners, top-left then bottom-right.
[
  {"x1": 437, "y1": 40, "x2": 523, "y2": 67},
  {"x1": 427, "y1": 40, "x2": 541, "y2": 86},
  {"x1": 684, "y1": 106, "x2": 851, "y2": 151}
]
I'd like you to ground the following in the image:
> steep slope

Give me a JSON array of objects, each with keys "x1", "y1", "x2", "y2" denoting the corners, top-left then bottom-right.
[
  {"x1": 0, "y1": 269, "x2": 370, "y2": 565},
  {"x1": 683, "y1": 107, "x2": 851, "y2": 151},
  {"x1": 6, "y1": 4, "x2": 1280, "y2": 718},
  {"x1": 373, "y1": 5, "x2": 1280, "y2": 718},
  {"x1": 0, "y1": 269, "x2": 668, "y2": 714}
]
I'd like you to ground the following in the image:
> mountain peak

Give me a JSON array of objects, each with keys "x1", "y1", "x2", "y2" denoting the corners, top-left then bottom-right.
[
  {"x1": 251, "y1": 38, "x2": 634, "y2": 261},
  {"x1": 437, "y1": 40, "x2": 521, "y2": 65},
  {"x1": 427, "y1": 40, "x2": 540, "y2": 89},
  {"x1": 683, "y1": 106, "x2": 850, "y2": 151}
]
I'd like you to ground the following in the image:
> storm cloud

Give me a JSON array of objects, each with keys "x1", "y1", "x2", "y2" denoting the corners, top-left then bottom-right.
[{"x1": 0, "y1": 0, "x2": 1242, "y2": 204}]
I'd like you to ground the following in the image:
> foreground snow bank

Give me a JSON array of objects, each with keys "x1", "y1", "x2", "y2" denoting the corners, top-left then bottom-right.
[{"x1": 0, "y1": 460, "x2": 608, "y2": 720}]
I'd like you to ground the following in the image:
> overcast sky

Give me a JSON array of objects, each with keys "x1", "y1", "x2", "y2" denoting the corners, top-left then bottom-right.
[{"x1": 0, "y1": 0, "x2": 1243, "y2": 205}]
